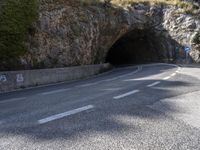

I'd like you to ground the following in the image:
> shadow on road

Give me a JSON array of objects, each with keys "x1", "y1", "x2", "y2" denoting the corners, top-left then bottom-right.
[{"x1": 0, "y1": 68, "x2": 199, "y2": 143}]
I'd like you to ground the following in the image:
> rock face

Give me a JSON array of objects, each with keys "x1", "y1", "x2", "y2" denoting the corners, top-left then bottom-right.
[
  {"x1": 162, "y1": 7, "x2": 200, "y2": 63},
  {"x1": 23, "y1": 0, "x2": 200, "y2": 68}
]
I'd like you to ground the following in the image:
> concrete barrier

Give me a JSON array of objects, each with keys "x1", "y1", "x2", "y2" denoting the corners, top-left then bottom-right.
[{"x1": 0, "y1": 63, "x2": 112, "y2": 93}]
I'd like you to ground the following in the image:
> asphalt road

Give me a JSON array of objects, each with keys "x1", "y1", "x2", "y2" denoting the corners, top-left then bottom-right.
[{"x1": 0, "y1": 63, "x2": 200, "y2": 150}]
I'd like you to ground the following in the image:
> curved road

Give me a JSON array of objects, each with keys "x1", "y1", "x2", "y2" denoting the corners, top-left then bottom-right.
[{"x1": 0, "y1": 63, "x2": 200, "y2": 150}]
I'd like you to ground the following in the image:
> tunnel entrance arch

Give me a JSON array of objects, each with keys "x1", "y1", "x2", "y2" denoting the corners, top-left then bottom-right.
[{"x1": 105, "y1": 29, "x2": 174, "y2": 66}]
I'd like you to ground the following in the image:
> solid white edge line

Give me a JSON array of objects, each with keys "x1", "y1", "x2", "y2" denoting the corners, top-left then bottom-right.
[
  {"x1": 147, "y1": 81, "x2": 161, "y2": 87},
  {"x1": 141, "y1": 63, "x2": 179, "y2": 68},
  {"x1": 38, "y1": 105, "x2": 95, "y2": 124},
  {"x1": 0, "y1": 97, "x2": 26, "y2": 104},
  {"x1": 104, "y1": 78, "x2": 118, "y2": 82},
  {"x1": 113, "y1": 90, "x2": 140, "y2": 100},
  {"x1": 171, "y1": 73, "x2": 176, "y2": 77},
  {"x1": 163, "y1": 76, "x2": 171, "y2": 80},
  {"x1": 76, "y1": 66, "x2": 142, "y2": 88},
  {"x1": 106, "y1": 66, "x2": 142, "y2": 81},
  {"x1": 76, "y1": 83, "x2": 96, "y2": 88},
  {"x1": 114, "y1": 66, "x2": 142, "y2": 79},
  {"x1": 41, "y1": 88, "x2": 70, "y2": 95}
]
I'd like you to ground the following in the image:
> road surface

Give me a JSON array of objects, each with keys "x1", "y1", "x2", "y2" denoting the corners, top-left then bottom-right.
[{"x1": 0, "y1": 63, "x2": 200, "y2": 150}]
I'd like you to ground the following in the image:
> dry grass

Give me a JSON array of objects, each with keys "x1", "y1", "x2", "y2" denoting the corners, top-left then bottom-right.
[
  {"x1": 111, "y1": 0, "x2": 194, "y2": 10},
  {"x1": 111, "y1": 0, "x2": 185, "y2": 5},
  {"x1": 80, "y1": 0, "x2": 197, "y2": 15}
]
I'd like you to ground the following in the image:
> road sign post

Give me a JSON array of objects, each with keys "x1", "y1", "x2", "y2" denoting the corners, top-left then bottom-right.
[{"x1": 184, "y1": 46, "x2": 191, "y2": 64}]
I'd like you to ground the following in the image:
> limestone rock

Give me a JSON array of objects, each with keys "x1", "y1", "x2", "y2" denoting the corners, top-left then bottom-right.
[
  {"x1": 23, "y1": 0, "x2": 200, "y2": 68},
  {"x1": 190, "y1": 45, "x2": 200, "y2": 63}
]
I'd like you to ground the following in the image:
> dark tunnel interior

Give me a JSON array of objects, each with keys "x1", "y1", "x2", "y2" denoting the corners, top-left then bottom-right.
[{"x1": 105, "y1": 29, "x2": 169, "y2": 66}]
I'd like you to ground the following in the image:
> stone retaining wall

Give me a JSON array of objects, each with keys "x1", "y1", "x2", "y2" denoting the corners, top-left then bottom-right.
[{"x1": 0, "y1": 63, "x2": 112, "y2": 93}]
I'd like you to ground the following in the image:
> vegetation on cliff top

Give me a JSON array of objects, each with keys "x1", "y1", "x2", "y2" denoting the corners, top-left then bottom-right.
[
  {"x1": 0, "y1": 0, "x2": 38, "y2": 70},
  {"x1": 111, "y1": 0, "x2": 191, "y2": 5},
  {"x1": 81, "y1": 0, "x2": 196, "y2": 14},
  {"x1": 81, "y1": 0, "x2": 192, "y2": 6}
]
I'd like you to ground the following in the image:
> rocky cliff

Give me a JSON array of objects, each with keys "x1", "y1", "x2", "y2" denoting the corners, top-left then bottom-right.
[{"x1": 1, "y1": 0, "x2": 200, "y2": 70}]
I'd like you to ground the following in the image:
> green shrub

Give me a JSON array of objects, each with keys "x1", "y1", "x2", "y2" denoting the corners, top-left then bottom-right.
[
  {"x1": 80, "y1": 0, "x2": 101, "y2": 6},
  {"x1": 0, "y1": 0, "x2": 38, "y2": 70}
]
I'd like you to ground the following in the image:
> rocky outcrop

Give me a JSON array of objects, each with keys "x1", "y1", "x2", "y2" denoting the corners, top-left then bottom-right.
[
  {"x1": 190, "y1": 44, "x2": 200, "y2": 63},
  {"x1": 162, "y1": 7, "x2": 200, "y2": 63},
  {"x1": 22, "y1": 0, "x2": 200, "y2": 68},
  {"x1": 25, "y1": 0, "x2": 131, "y2": 68}
]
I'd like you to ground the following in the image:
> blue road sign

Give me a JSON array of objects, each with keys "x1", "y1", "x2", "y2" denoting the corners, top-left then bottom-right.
[{"x1": 184, "y1": 46, "x2": 190, "y2": 52}]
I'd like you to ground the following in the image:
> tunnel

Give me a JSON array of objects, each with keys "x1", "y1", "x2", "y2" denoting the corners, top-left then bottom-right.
[{"x1": 105, "y1": 29, "x2": 172, "y2": 66}]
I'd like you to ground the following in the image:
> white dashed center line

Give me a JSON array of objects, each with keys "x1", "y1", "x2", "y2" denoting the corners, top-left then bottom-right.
[
  {"x1": 77, "y1": 83, "x2": 98, "y2": 88},
  {"x1": 113, "y1": 90, "x2": 140, "y2": 99},
  {"x1": 38, "y1": 105, "x2": 95, "y2": 124},
  {"x1": 147, "y1": 81, "x2": 161, "y2": 87}
]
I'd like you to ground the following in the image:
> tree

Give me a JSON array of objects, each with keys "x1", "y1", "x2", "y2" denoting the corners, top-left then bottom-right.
[{"x1": 0, "y1": 0, "x2": 38, "y2": 70}]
